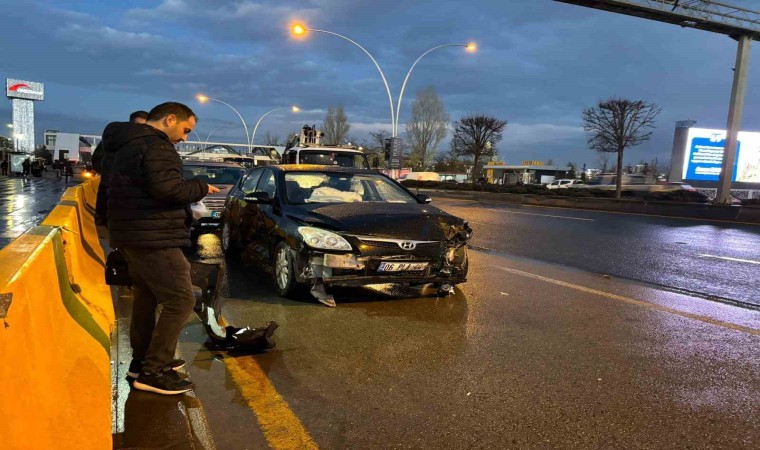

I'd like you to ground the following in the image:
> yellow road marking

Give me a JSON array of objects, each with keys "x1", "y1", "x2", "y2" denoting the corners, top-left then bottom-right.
[
  {"x1": 219, "y1": 318, "x2": 318, "y2": 450},
  {"x1": 494, "y1": 266, "x2": 760, "y2": 336}
]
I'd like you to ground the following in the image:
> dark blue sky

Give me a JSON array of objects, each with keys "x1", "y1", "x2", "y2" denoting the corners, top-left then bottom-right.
[{"x1": 2, "y1": 0, "x2": 759, "y2": 169}]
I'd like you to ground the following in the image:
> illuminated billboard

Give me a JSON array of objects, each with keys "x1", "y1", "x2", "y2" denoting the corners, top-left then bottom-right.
[
  {"x1": 6, "y1": 78, "x2": 44, "y2": 101},
  {"x1": 682, "y1": 128, "x2": 760, "y2": 183}
]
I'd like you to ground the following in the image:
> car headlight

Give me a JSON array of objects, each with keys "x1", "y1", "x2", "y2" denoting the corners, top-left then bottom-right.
[{"x1": 298, "y1": 226, "x2": 352, "y2": 251}]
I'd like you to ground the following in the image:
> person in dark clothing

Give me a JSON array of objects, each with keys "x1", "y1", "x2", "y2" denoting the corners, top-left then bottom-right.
[
  {"x1": 22, "y1": 158, "x2": 31, "y2": 180},
  {"x1": 107, "y1": 102, "x2": 219, "y2": 395},
  {"x1": 93, "y1": 110, "x2": 149, "y2": 226},
  {"x1": 1, "y1": 159, "x2": 7, "y2": 175}
]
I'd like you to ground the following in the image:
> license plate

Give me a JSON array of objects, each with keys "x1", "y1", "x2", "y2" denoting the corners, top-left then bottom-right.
[
  {"x1": 211, "y1": 211, "x2": 221, "y2": 218},
  {"x1": 378, "y1": 262, "x2": 428, "y2": 272}
]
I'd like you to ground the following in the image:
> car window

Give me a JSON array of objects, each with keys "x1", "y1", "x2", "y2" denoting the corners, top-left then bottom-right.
[
  {"x1": 284, "y1": 172, "x2": 417, "y2": 204},
  {"x1": 560, "y1": 180, "x2": 571, "y2": 185},
  {"x1": 241, "y1": 169, "x2": 263, "y2": 194},
  {"x1": 183, "y1": 164, "x2": 246, "y2": 185},
  {"x1": 550, "y1": 181, "x2": 559, "y2": 186},
  {"x1": 256, "y1": 169, "x2": 277, "y2": 197}
]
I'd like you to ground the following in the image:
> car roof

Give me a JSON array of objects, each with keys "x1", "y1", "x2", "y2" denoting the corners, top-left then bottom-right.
[
  {"x1": 268, "y1": 164, "x2": 380, "y2": 174},
  {"x1": 182, "y1": 160, "x2": 245, "y2": 168}
]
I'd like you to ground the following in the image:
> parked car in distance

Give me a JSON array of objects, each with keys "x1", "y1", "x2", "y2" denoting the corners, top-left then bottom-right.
[
  {"x1": 183, "y1": 160, "x2": 247, "y2": 236},
  {"x1": 658, "y1": 181, "x2": 697, "y2": 191},
  {"x1": 401, "y1": 172, "x2": 440, "y2": 182},
  {"x1": 546, "y1": 179, "x2": 583, "y2": 189},
  {"x1": 221, "y1": 165, "x2": 472, "y2": 304}
]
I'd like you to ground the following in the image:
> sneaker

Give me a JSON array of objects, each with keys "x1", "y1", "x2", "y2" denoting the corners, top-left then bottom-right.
[
  {"x1": 133, "y1": 371, "x2": 195, "y2": 395},
  {"x1": 127, "y1": 359, "x2": 186, "y2": 378}
]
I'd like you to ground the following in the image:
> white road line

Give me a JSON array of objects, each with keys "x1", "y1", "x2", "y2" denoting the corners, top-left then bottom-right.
[
  {"x1": 698, "y1": 254, "x2": 760, "y2": 265},
  {"x1": 493, "y1": 265, "x2": 759, "y2": 336},
  {"x1": 480, "y1": 207, "x2": 594, "y2": 221}
]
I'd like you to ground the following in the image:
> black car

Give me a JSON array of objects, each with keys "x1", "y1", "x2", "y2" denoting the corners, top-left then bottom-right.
[
  {"x1": 221, "y1": 165, "x2": 471, "y2": 305},
  {"x1": 183, "y1": 160, "x2": 247, "y2": 234}
]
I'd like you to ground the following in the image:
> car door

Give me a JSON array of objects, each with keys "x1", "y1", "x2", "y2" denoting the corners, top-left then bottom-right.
[
  {"x1": 248, "y1": 168, "x2": 279, "y2": 262},
  {"x1": 227, "y1": 168, "x2": 264, "y2": 246}
]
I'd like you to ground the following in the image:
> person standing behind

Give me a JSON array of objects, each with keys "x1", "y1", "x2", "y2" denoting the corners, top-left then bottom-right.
[
  {"x1": 93, "y1": 110, "x2": 149, "y2": 226},
  {"x1": 1, "y1": 159, "x2": 7, "y2": 175},
  {"x1": 107, "y1": 102, "x2": 219, "y2": 395}
]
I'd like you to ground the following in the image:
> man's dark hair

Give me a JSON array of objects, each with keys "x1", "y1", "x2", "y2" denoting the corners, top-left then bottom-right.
[
  {"x1": 147, "y1": 102, "x2": 197, "y2": 122},
  {"x1": 129, "y1": 110, "x2": 149, "y2": 123}
]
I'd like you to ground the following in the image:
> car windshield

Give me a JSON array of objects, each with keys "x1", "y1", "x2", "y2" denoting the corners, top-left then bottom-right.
[
  {"x1": 183, "y1": 165, "x2": 246, "y2": 185},
  {"x1": 284, "y1": 172, "x2": 418, "y2": 204},
  {"x1": 299, "y1": 151, "x2": 369, "y2": 169}
]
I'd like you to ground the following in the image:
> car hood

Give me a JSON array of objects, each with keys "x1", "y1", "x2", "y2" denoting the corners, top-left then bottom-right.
[{"x1": 287, "y1": 202, "x2": 468, "y2": 241}]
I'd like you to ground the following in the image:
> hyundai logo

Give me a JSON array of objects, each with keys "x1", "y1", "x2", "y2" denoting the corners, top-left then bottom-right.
[{"x1": 399, "y1": 241, "x2": 416, "y2": 250}]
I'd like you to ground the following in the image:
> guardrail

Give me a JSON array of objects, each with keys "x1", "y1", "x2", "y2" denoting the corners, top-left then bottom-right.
[{"x1": 0, "y1": 177, "x2": 114, "y2": 450}]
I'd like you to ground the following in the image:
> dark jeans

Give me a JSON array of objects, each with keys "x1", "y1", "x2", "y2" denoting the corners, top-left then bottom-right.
[{"x1": 121, "y1": 247, "x2": 196, "y2": 374}]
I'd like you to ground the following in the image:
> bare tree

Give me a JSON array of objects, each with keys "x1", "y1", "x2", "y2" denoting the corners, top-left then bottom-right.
[
  {"x1": 262, "y1": 131, "x2": 280, "y2": 146},
  {"x1": 405, "y1": 86, "x2": 449, "y2": 170},
  {"x1": 596, "y1": 152, "x2": 611, "y2": 172},
  {"x1": 322, "y1": 105, "x2": 351, "y2": 145},
  {"x1": 583, "y1": 98, "x2": 661, "y2": 199},
  {"x1": 450, "y1": 114, "x2": 508, "y2": 182}
]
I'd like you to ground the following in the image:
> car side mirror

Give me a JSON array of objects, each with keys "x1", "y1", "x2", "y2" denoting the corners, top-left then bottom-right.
[
  {"x1": 416, "y1": 194, "x2": 432, "y2": 204},
  {"x1": 244, "y1": 192, "x2": 273, "y2": 204}
]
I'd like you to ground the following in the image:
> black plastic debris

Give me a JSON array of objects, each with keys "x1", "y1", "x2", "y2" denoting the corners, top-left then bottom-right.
[{"x1": 189, "y1": 260, "x2": 278, "y2": 353}]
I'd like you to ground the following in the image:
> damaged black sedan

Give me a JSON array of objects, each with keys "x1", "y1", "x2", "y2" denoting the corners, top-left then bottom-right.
[{"x1": 221, "y1": 165, "x2": 471, "y2": 306}]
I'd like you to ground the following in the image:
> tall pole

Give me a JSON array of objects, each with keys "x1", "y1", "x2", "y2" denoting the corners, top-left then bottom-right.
[
  {"x1": 250, "y1": 106, "x2": 299, "y2": 145},
  {"x1": 394, "y1": 43, "x2": 471, "y2": 136},
  {"x1": 197, "y1": 96, "x2": 251, "y2": 149},
  {"x1": 301, "y1": 28, "x2": 396, "y2": 137},
  {"x1": 716, "y1": 35, "x2": 751, "y2": 204}
]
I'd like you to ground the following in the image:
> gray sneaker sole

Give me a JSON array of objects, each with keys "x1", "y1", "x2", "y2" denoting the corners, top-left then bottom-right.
[{"x1": 133, "y1": 379, "x2": 194, "y2": 395}]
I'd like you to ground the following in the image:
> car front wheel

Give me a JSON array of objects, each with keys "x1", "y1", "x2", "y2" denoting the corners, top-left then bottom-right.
[
  {"x1": 274, "y1": 241, "x2": 297, "y2": 296},
  {"x1": 221, "y1": 220, "x2": 236, "y2": 256}
]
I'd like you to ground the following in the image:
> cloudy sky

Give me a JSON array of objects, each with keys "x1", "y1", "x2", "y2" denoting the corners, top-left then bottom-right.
[{"x1": 2, "y1": 0, "x2": 760, "y2": 168}]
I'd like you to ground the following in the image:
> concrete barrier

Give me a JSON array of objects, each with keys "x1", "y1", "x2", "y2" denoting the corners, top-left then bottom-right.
[
  {"x1": 422, "y1": 189, "x2": 758, "y2": 224},
  {"x1": 0, "y1": 177, "x2": 114, "y2": 450}
]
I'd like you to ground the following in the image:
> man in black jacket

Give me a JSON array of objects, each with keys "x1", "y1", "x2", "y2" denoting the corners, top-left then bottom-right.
[
  {"x1": 107, "y1": 102, "x2": 219, "y2": 395},
  {"x1": 93, "y1": 110, "x2": 148, "y2": 226}
]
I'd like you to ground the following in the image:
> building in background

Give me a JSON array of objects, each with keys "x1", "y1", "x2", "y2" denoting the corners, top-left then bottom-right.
[{"x1": 5, "y1": 78, "x2": 44, "y2": 154}]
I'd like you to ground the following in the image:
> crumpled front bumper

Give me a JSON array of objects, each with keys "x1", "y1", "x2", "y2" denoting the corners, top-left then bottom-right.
[{"x1": 294, "y1": 246, "x2": 468, "y2": 287}]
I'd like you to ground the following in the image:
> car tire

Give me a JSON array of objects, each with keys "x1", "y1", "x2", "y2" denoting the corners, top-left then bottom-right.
[
  {"x1": 273, "y1": 241, "x2": 297, "y2": 297},
  {"x1": 221, "y1": 220, "x2": 238, "y2": 258}
]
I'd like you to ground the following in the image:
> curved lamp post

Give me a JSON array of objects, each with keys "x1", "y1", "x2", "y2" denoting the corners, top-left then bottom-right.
[
  {"x1": 394, "y1": 43, "x2": 476, "y2": 136},
  {"x1": 293, "y1": 24, "x2": 396, "y2": 136},
  {"x1": 196, "y1": 94, "x2": 251, "y2": 148},
  {"x1": 250, "y1": 106, "x2": 300, "y2": 145}
]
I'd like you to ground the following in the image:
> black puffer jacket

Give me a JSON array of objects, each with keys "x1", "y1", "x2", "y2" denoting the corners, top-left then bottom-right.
[
  {"x1": 94, "y1": 122, "x2": 137, "y2": 223},
  {"x1": 107, "y1": 124, "x2": 208, "y2": 249}
]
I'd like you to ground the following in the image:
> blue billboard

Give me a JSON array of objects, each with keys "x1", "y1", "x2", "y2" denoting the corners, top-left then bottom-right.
[{"x1": 684, "y1": 136, "x2": 740, "y2": 181}]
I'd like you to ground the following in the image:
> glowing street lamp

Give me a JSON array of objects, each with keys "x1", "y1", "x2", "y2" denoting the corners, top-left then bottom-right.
[
  {"x1": 394, "y1": 42, "x2": 476, "y2": 136},
  {"x1": 250, "y1": 106, "x2": 300, "y2": 145},
  {"x1": 196, "y1": 94, "x2": 251, "y2": 148},
  {"x1": 291, "y1": 22, "x2": 396, "y2": 136}
]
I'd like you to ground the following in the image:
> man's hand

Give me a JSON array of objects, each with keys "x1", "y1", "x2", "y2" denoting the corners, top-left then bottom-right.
[{"x1": 207, "y1": 185, "x2": 221, "y2": 195}]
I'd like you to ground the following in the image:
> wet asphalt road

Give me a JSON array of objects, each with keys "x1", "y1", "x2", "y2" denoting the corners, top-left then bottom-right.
[
  {"x1": 178, "y1": 233, "x2": 759, "y2": 449},
  {"x1": 0, "y1": 172, "x2": 74, "y2": 249},
  {"x1": 430, "y1": 197, "x2": 760, "y2": 308}
]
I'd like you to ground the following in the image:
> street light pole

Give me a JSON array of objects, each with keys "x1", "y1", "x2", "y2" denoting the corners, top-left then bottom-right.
[
  {"x1": 196, "y1": 95, "x2": 251, "y2": 149},
  {"x1": 250, "y1": 106, "x2": 300, "y2": 145},
  {"x1": 204, "y1": 123, "x2": 235, "y2": 149},
  {"x1": 394, "y1": 43, "x2": 476, "y2": 136},
  {"x1": 294, "y1": 25, "x2": 396, "y2": 136}
]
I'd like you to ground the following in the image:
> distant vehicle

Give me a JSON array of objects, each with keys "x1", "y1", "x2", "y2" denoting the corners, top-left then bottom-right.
[
  {"x1": 281, "y1": 125, "x2": 374, "y2": 169},
  {"x1": 546, "y1": 179, "x2": 583, "y2": 189},
  {"x1": 402, "y1": 172, "x2": 440, "y2": 182},
  {"x1": 659, "y1": 181, "x2": 697, "y2": 191},
  {"x1": 183, "y1": 160, "x2": 247, "y2": 237}
]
